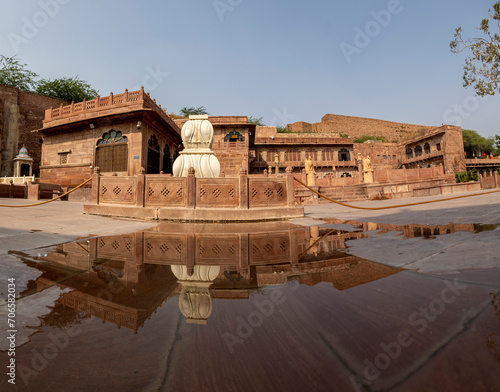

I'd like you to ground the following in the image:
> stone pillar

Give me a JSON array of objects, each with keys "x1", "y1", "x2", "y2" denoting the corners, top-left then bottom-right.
[
  {"x1": 136, "y1": 167, "x2": 145, "y2": 207},
  {"x1": 187, "y1": 167, "x2": 196, "y2": 208},
  {"x1": 285, "y1": 167, "x2": 295, "y2": 207},
  {"x1": 239, "y1": 167, "x2": 248, "y2": 209},
  {"x1": 356, "y1": 153, "x2": 363, "y2": 183},
  {"x1": 274, "y1": 153, "x2": 280, "y2": 177},
  {"x1": 91, "y1": 166, "x2": 101, "y2": 205}
]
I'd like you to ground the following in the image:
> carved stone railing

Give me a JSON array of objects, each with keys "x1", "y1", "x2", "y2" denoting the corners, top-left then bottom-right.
[
  {"x1": 43, "y1": 87, "x2": 176, "y2": 132},
  {"x1": 91, "y1": 167, "x2": 296, "y2": 210}
]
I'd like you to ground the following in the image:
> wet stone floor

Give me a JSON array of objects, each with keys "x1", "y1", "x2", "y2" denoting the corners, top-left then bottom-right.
[{"x1": 1, "y1": 221, "x2": 499, "y2": 392}]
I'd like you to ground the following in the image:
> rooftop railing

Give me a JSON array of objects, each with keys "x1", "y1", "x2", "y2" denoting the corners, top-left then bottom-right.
[{"x1": 43, "y1": 87, "x2": 176, "y2": 130}]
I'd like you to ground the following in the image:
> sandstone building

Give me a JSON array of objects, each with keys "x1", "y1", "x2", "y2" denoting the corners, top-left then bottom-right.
[
  {"x1": 34, "y1": 87, "x2": 466, "y2": 188},
  {"x1": 37, "y1": 87, "x2": 182, "y2": 187}
]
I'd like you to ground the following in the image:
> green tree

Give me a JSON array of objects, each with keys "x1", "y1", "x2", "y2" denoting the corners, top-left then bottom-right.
[
  {"x1": 0, "y1": 55, "x2": 38, "y2": 91},
  {"x1": 248, "y1": 116, "x2": 265, "y2": 126},
  {"x1": 36, "y1": 76, "x2": 98, "y2": 103},
  {"x1": 462, "y1": 129, "x2": 495, "y2": 157},
  {"x1": 450, "y1": 2, "x2": 500, "y2": 96},
  {"x1": 179, "y1": 106, "x2": 208, "y2": 117}
]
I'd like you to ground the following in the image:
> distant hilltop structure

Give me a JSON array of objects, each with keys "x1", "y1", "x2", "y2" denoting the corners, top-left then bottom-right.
[{"x1": 285, "y1": 114, "x2": 435, "y2": 142}]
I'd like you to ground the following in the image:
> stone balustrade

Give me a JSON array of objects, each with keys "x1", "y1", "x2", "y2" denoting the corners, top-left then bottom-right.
[
  {"x1": 43, "y1": 87, "x2": 175, "y2": 132},
  {"x1": 85, "y1": 167, "x2": 303, "y2": 221}
]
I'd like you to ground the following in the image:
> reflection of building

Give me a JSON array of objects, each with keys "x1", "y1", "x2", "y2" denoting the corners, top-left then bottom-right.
[
  {"x1": 27, "y1": 220, "x2": 485, "y2": 327},
  {"x1": 27, "y1": 222, "x2": 404, "y2": 327},
  {"x1": 29, "y1": 239, "x2": 178, "y2": 333}
]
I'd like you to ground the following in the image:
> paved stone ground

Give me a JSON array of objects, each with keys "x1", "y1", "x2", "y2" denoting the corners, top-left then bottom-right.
[{"x1": 0, "y1": 193, "x2": 499, "y2": 391}]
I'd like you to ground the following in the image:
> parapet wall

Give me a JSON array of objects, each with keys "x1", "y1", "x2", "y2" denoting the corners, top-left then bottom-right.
[{"x1": 84, "y1": 169, "x2": 303, "y2": 222}]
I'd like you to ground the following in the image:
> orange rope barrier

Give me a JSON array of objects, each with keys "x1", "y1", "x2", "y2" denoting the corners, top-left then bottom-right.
[
  {"x1": 293, "y1": 177, "x2": 500, "y2": 211},
  {"x1": 0, "y1": 178, "x2": 93, "y2": 208}
]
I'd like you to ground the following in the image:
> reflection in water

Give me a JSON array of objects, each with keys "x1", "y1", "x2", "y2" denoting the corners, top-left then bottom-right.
[
  {"x1": 323, "y1": 218, "x2": 494, "y2": 239},
  {"x1": 19, "y1": 222, "x2": 402, "y2": 328},
  {"x1": 18, "y1": 220, "x2": 493, "y2": 328}
]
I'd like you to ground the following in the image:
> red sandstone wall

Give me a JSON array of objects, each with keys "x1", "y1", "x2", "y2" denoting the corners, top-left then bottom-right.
[
  {"x1": 0, "y1": 84, "x2": 65, "y2": 176},
  {"x1": 286, "y1": 114, "x2": 435, "y2": 143}
]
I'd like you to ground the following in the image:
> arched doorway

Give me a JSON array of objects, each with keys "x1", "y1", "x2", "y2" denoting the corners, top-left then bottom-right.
[{"x1": 147, "y1": 135, "x2": 160, "y2": 174}]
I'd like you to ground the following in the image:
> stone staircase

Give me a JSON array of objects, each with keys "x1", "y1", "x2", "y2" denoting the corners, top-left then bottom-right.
[{"x1": 316, "y1": 184, "x2": 368, "y2": 203}]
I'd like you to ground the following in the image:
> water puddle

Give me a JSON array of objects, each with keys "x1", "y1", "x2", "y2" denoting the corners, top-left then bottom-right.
[{"x1": 2, "y1": 222, "x2": 500, "y2": 392}]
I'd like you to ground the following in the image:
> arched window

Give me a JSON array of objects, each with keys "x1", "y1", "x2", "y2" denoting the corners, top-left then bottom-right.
[
  {"x1": 323, "y1": 149, "x2": 334, "y2": 161},
  {"x1": 147, "y1": 135, "x2": 160, "y2": 174},
  {"x1": 306, "y1": 149, "x2": 317, "y2": 161},
  {"x1": 406, "y1": 147, "x2": 413, "y2": 159},
  {"x1": 162, "y1": 145, "x2": 172, "y2": 174},
  {"x1": 95, "y1": 130, "x2": 128, "y2": 172},
  {"x1": 424, "y1": 143, "x2": 431, "y2": 154},
  {"x1": 415, "y1": 145, "x2": 423, "y2": 157},
  {"x1": 338, "y1": 148, "x2": 350, "y2": 162},
  {"x1": 224, "y1": 131, "x2": 244, "y2": 143},
  {"x1": 285, "y1": 149, "x2": 300, "y2": 162}
]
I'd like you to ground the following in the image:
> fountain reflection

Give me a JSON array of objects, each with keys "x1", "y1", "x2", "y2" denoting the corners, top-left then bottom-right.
[
  {"x1": 24, "y1": 222, "x2": 405, "y2": 328},
  {"x1": 24, "y1": 220, "x2": 488, "y2": 328}
]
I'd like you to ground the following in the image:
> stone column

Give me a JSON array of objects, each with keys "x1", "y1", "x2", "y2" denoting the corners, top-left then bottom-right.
[
  {"x1": 136, "y1": 167, "x2": 145, "y2": 207},
  {"x1": 239, "y1": 167, "x2": 248, "y2": 209},
  {"x1": 285, "y1": 166, "x2": 295, "y2": 207},
  {"x1": 91, "y1": 166, "x2": 101, "y2": 204}
]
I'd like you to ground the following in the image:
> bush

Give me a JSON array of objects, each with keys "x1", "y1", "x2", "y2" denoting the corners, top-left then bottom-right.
[{"x1": 455, "y1": 170, "x2": 479, "y2": 183}]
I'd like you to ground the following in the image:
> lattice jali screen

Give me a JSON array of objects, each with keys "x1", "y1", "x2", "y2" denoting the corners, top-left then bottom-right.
[
  {"x1": 248, "y1": 179, "x2": 287, "y2": 207},
  {"x1": 96, "y1": 235, "x2": 134, "y2": 261},
  {"x1": 143, "y1": 233, "x2": 187, "y2": 264},
  {"x1": 249, "y1": 233, "x2": 290, "y2": 265},
  {"x1": 100, "y1": 177, "x2": 137, "y2": 205},
  {"x1": 145, "y1": 178, "x2": 187, "y2": 207},
  {"x1": 196, "y1": 235, "x2": 240, "y2": 265},
  {"x1": 196, "y1": 178, "x2": 239, "y2": 208}
]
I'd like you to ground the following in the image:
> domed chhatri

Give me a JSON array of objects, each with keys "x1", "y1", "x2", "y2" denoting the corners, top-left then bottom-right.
[
  {"x1": 173, "y1": 115, "x2": 221, "y2": 178},
  {"x1": 16, "y1": 145, "x2": 31, "y2": 159}
]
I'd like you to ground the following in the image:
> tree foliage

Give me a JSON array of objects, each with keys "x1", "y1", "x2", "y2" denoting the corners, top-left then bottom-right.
[
  {"x1": 0, "y1": 55, "x2": 38, "y2": 91},
  {"x1": 36, "y1": 76, "x2": 98, "y2": 102},
  {"x1": 247, "y1": 116, "x2": 265, "y2": 126},
  {"x1": 353, "y1": 135, "x2": 387, "y2": 143},
  {"x1": 462, "y1": 129, "x2": 495, "y2": 157},
  {"x1": 179, "y1": 106, "x2": 208, "y2": 117},
  {"x1": 0, "y1": 54, "x2": 98, "y2": 103},
  {"x1": 450, "y1": 2, "x2": 500, "y2": 96}
]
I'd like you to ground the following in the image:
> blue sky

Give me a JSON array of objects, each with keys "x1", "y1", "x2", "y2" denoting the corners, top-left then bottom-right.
[{"x1": 0, "y1": 0, "x2": 499, "y2": 137}]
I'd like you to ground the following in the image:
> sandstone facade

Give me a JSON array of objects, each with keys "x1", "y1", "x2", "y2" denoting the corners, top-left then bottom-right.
[
  {"x1": 0, "y1": 84, "x2": 64, "y2": 176},
  {"x1": 37, "y1": 88, "x2": 182, "y2": 187}
]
